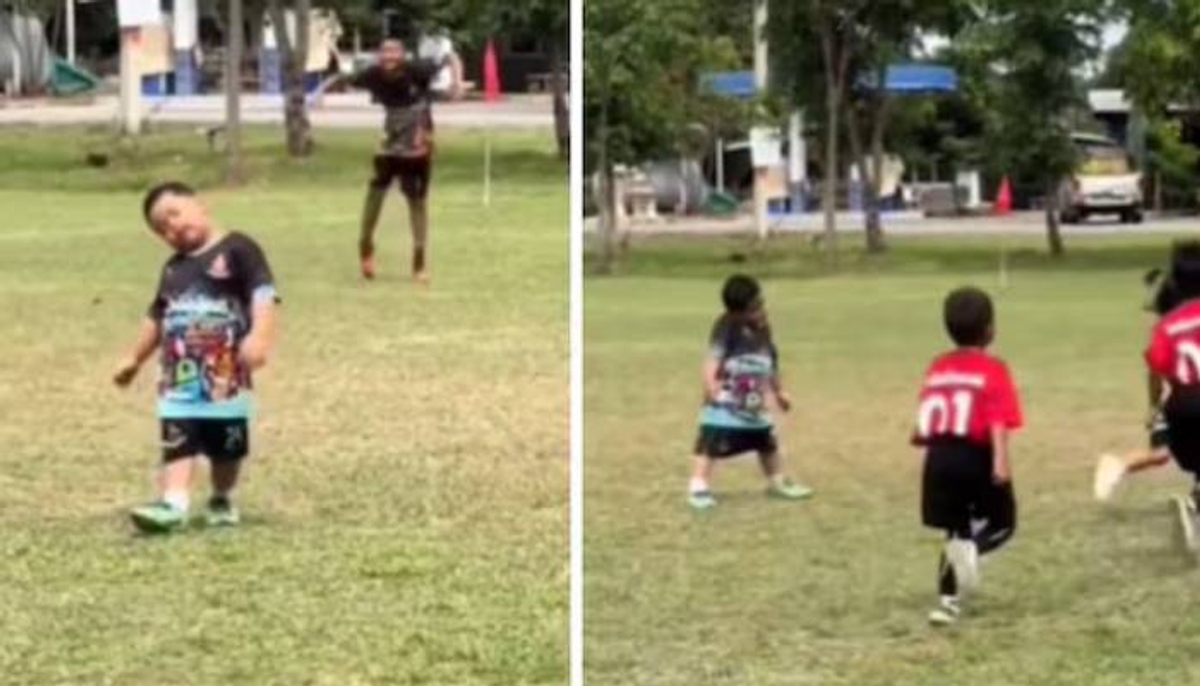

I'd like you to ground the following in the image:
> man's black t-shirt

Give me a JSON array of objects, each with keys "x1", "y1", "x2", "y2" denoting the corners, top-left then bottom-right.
[
  {"x1": 353, "y1": 60, "x2": 445, "y2": 157},
  {"x1": 148, "y1": 232, "x2": 278, "y2": 418},
  {"x1": 352, "y1": 60, "x2": 442, "y2": 108}
]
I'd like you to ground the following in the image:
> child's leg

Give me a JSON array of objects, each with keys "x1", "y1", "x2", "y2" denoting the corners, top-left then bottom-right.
[
  {"x1": 975, "y1": 483, "x2": 1017, "y2": 556},
  {"x1": 203, "y1": 419, "x2": 249, "y2": 501},
  {"x1": 1126, "y1": 448, "x2": 1172, "y2": 474},
  {"x1": 938, "y1": 533, "x2": 960, "y2": 597},
  {"x1": 758, "y1": 434, "x2": 812, "y2": 499},
  {"x1": 690, "y1": 454, "x2": 715, "y2": 493},
  {"x1": 159, "y1": 455, "x2": 197, "y2": 511},
  {"x1": 211, "y1": 460, "x2": 242, "y2": 498}
]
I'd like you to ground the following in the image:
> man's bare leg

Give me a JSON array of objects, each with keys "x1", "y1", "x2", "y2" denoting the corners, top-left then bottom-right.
[
  {"x1": 408, "y1": 196, "x2": 429, "y2": 283},
  {"x1": 359, "y1": 184, "x2": 387, "y2": 279}
]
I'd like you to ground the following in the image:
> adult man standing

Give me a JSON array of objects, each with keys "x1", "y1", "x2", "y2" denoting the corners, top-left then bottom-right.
[{"x1": 350, "y1": 38, "x2": 463, "y2": 283}]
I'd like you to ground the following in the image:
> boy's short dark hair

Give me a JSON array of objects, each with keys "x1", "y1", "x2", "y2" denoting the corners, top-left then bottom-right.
[
  {"x1": 944, "y1": 286, "x2": 994, "y2": 347},
  {"x1": 721, "y1": 274, "x2": 762, "y2": 313},
  {"x1": 1171, "y1": 240, "x2": 1200, "y2": 300},
  {"x1": 142, "y1": 181, "x2": 196, "y2": 223}
]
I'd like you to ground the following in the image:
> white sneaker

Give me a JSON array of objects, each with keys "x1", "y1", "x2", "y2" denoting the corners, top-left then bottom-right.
[
  {"x1": 945, "y1": 538, "x2": 980, "y2": 593},
  {"x1": 928, "y1": 596, "x2": 961, "y2": 626},
  {"x1": 1094, "y1": 453, "x2": 1126, "y2": 502}
]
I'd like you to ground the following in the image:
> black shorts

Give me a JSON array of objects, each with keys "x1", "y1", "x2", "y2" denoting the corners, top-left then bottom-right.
[
  {"x1": 1165, "y1": 390, "x2": 1200, "y2": 474},
  {"x1": 161, "y1": 418, "x2": 249, "y2": 463},
  {"x1": 921, "y1": 439, "x2": 1014, "y2": 533},
  {"x1": 370, "y1": 154, "x2": 432, "y2": 200},
  {"x1": 693, "y1": 426, "x2": 778, "y2": 459}
]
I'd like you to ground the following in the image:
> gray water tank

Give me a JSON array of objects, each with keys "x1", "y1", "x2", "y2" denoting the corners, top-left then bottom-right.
[
  {"x1": 0, "y1": 13, "x2": 52, "y2": 94},
  {"x1": 644, "y1": 159, "x2": 710, "y2": 214}
]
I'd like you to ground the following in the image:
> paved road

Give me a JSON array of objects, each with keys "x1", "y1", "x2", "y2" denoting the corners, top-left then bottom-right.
[
  {"x1": 0, "y1": 93, "x2": 555, "y2": 129},
  {"x1": 584, "y1": 210, "x2": 1200, "y2": 237}
]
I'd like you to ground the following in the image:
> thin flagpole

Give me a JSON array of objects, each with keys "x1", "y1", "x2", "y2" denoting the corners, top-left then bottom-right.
[{"x1": 484, "y1": 130, "x2": 492, "y2": 207}]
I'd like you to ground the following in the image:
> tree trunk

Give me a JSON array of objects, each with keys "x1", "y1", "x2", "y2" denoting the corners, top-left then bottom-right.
[
  {"x1": 550, "y1": 41, "x2": 568, "y2": 161},
  {"x1": 865, "y1": 90, "x2": 890, "y2": 253},
  {"x1": 597, "y1": 92, "x2": 615, "y2": 274},
  {"x1": 818, "y1": 25, "x2": 846, "y2": 268},
  {"x1": 269, "y1": 0, "x2": 313, "y2": 156},
  {"x1": 225, "y1": 0, "x2": 245, "y2": 183},
  {"x1": 1044, "y1": 181, "x2": 1065, "y2": 257}
]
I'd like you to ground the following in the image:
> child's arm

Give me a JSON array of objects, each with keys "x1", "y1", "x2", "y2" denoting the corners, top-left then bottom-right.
[
  {"x1": 990, "y1": 424, "x2": 1011, "y2": 484},
  {"x1": 1148, "y1": 369, "x2": 1165, "y2": 414},
  {"x1": 702, "y1": 357, "x2": 721, "y2": 402},
  {"x1": 769, "y1": 374, "x2": 792, "y2": 412},
  {"x1": 239, "y1": 299, "x2": 277, "y2": 370},
  {"x1": 113, "y1": 318, "x2": 160, "y2": 387}
]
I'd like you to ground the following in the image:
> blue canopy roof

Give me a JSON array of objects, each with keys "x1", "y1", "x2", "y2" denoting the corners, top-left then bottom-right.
[
  {"x1": 872, "y1": 64, "x2": 958, "y2": 93},
  {"x1": 700, "y1": 71, "x2": 757, "y2": 99},
  {"x1": 702, "y1": 64, "x2": 958, "y2": 99}
]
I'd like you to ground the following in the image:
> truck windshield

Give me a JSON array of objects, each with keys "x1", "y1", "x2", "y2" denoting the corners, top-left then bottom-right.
[{"x1": 1078, "y1": 141, "x2": 1131, "y2": 175}]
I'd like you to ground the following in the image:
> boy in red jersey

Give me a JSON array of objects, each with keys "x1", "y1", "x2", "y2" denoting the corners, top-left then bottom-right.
[
  {"x1": 913, "y1": 286, "x2": 1023, "y2": 626},
  {"x1": 1144, "y1": 241, "x2": 1200, "y2": 548}
]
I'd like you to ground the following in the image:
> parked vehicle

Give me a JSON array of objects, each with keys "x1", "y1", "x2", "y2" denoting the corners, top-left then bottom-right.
[{"x1": 1059, "y1": 133, "x2": 1143, "y2": 224}]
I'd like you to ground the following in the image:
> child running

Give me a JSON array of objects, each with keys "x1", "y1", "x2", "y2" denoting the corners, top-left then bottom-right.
[
  {"x1": 912, "y1": 286, "x2": 1022, "y2": 626},
  {"x1": 1094, "y1": 266, "x2": 1179, "y2": 500},
  {"x1": 113, "y1": 182, "x2": 279, "y2": 533},
  {"x1": 1142, "y1": 241, "x2": 1200, "y2": 548},
  {"x1": 687, "y1": 274, "x2": 812, "y2": 510}
]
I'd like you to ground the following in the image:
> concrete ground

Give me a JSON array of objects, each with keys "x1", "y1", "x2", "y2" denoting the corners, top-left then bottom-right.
[
  {"x1": 584, "y1": 209, "x2": 1200, "y2": 238},
  {"x1": 0, "y1": 93, "x2": 555, "y2": 129}
]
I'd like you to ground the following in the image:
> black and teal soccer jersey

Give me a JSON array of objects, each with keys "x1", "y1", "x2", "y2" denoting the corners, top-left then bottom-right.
[
  {"x1": 147, "y1": 232, "x2": 278, "y2": 419},
  {"x1": 699, "y1": 316, "x2": 778, "y2": 430}
]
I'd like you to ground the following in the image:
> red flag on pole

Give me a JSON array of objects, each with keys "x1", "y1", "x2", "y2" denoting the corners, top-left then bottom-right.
[{"x1": 483, "y1": 39, "x2": 501, "y2": 103}]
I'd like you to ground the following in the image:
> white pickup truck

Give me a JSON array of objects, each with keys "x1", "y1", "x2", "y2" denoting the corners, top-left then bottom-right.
[{"x1": 1059, "y1": 133, "x2": 1143, "y2": 224}]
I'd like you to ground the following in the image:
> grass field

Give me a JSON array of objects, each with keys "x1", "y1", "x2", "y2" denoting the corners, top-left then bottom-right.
[
  {"x1": 0, "y1": 126, "x2": 567, "y2": 685},
  {"x1": 585, "y1": 235, "x2": 1200, "y2": 686}
]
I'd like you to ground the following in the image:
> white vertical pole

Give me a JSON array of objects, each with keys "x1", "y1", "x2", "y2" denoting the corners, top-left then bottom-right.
[
  {"x1": 484, "y1": 134, "x2": 492, "y2": 207},
  {"x1": 715, "y1": 137, "x2": 725, "y2": 193},
  {"x1": 753, "y1": 0, "x2": 768, "y2": 241},
  {"x1": 119, "y1": 28, "x2": 142, "y2": 135},
  {"x1": 66, "y1": 0, "x2": 76, "y2": 64}
]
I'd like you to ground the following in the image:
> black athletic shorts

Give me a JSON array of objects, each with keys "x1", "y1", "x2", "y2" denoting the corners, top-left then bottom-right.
[
  {"x1": 370, "y1": 154, "x2": 432, "y2": 200},
  {"x1": 161, "y1": 418, "x2": 249, "y2": 463},
  {"x1": 693, "y1": 426, "x2": 778, "y2": 459},
  {"x1": 1165, "y1": 389, "x2": 1200, "y2": 474},
  {"x1": 921, "y1": 438, "x2": 1014, "y2": 533}
]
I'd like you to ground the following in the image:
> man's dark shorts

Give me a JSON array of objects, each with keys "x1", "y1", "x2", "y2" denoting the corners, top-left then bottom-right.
[
  {"x1": 371, "y1": 154, "x2": 432, "y2": 200},
  {"x1": 161, "y1": 418, "x2": 249, "y2": 463}
]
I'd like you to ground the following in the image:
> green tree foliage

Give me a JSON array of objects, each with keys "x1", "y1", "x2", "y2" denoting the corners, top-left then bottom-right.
[
  {"x1": 957, "y1": 0, "x2": 1108, "y2": 256},
  {"x1": 585, "y1": 0, "x2": 743, "y2": 271}
]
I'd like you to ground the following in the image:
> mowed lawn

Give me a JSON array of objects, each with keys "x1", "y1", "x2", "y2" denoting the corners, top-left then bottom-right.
[
  {"x1": 0, "y1": 127, "x2": 567, "y2": 685},
  {"x1": 585, "y1": 236, "x2": 1200, "y2": 686}
]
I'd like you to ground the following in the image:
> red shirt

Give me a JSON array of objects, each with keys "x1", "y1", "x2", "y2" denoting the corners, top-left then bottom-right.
[
  {"x1": 914, "y1": 349, "x2": 1023, "y2": 446},
  {"x1": 1146, "y1": 299, "x2": 1200, "y2": 386}
]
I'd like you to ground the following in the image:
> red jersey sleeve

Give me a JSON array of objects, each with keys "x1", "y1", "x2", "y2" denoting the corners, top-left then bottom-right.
[
  {"x1": 986, "y1": 362, "x2": 1023, "y2": 431},
  {"x1": 1146, "y1": 322, "x2": 1173, "y2": 378}
]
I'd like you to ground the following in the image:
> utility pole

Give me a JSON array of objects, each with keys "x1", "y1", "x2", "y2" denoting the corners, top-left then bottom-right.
[
  {"x1": 753, "y1": 0, "x2": 769, "y2": 242},
  {"x1": 225, "y1": 0, "x2": 245, "y2": 182},
  {"x1": 118, "y1": 28, "x2": 141, "y2": 135},
  {"x1": 66, "y1": 0, "x2": 76, "y2": 64}
]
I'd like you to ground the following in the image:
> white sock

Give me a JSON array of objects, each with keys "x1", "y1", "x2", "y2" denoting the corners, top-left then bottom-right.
[
  {"x1": 768, "y1": 473, "x2": 788, "y2": 487},
  {"x1": 689, "y1": 477, "x2": 710, "y2": 494},
  {"x1": 163, "y1": 490, "x2": 190, "y2": 513}
]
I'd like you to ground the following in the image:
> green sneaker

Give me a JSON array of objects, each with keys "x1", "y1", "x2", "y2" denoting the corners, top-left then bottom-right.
[
  {"x1": 205, "y1": 496, "x2": 241, "y2": 528},
  {"x1": 130, "y1": 502, "x2": 186, "y2": 534},
  {"x1": 688, "y1": 490, "x2": 717, "y2": 510},
  {"x1": 767, "y1": 478, "x2": 814, "y2": 501}
]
